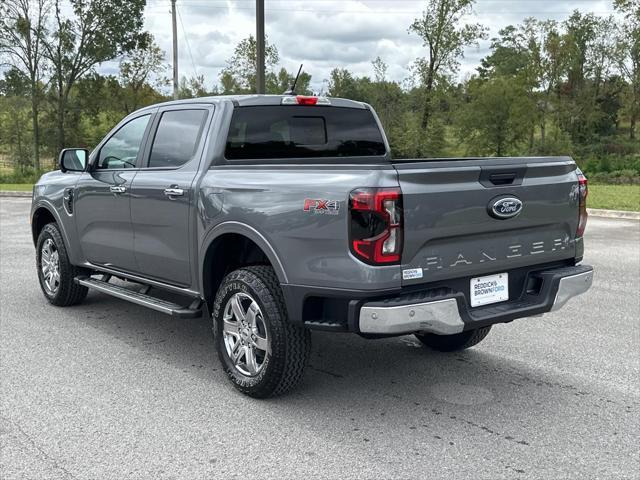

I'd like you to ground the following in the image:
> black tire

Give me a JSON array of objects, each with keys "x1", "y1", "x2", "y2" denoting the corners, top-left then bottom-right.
[
  {"x1": 415, "y1": 326, "x2": 492, "y2": 352},
  {"x1": 36, "y1": 223, "x2": 89, "y2": 306},
  {"x1": 212, "y1": 266, "x2": 311, "y2": 398}
]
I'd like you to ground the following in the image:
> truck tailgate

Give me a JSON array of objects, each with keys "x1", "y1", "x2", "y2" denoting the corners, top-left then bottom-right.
[{"x1": 394, "y1": 157, "x2": 580, "y2": 286}]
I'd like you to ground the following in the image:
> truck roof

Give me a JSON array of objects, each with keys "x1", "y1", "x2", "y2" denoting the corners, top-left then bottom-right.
[{"x1": 137, "y1": 94, "x2": 368, "y2": 112}]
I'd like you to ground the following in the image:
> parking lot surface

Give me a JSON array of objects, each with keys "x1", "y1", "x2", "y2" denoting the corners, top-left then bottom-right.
[{"x1": 1, "y1": 197, "x2": 638, "y2": 479}]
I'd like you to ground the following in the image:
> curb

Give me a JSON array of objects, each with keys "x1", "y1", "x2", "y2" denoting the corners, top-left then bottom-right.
[
  {"x1": 587, "y1": 208, "x2": 640, "y2": 220},
  {"x1": 0, "y1": 191, "x2": 31, "y2": 198}
]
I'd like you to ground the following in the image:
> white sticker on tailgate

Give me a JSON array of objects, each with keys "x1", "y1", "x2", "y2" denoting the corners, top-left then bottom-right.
[
  {"x1": 403, "y1": 268, "x2": 423, "y2": 280},
  {"x1": 470, "y1": 273, "x2": 509, "y2": 307}
]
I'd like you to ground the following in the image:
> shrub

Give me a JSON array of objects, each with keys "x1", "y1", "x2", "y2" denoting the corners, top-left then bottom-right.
[
  {"x1": 587, "y1": 170, "x2": 640, "y2": 185},
  {"x1": 0, "y1": 166, "x2": 47, "y2": 184},
  {"x1": 577, "y1": 153, "x2": 640, "y2": 178}
]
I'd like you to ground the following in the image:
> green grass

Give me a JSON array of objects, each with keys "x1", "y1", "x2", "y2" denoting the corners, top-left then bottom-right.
[
  {"x1": 0, "y1": 183, "x2": 33, "y2": 192},
  {"x1": 588, "y1": 184, "x2": 640, "y2": 211}
]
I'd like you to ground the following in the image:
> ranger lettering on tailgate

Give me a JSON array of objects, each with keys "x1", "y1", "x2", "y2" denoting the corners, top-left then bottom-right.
[{"x1": 423, "y1": 237, "x2": 570, "y2": 271}]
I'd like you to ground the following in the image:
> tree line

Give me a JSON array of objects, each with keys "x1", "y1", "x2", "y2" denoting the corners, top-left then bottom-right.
[{"x1": 1, "y1": 0, "x2": 638, "y2": 184}]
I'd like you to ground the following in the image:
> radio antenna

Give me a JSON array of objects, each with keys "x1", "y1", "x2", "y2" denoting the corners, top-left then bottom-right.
[{"x1": 284, "y1": 64, "x2": 303, "y2": 95}]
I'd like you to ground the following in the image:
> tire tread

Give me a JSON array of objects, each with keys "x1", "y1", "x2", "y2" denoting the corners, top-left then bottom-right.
[{"x1": 213, "y1": 266, "x2": 310, "y2": 398}]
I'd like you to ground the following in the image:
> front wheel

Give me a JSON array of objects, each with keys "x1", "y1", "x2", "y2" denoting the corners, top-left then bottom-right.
[
  {"x1": 36, "y1": 223, "x2": 89, "y2": 306},
  {"x1": 212, "y1": 266, "x2": 311, "y2": 398},
  {"x1": 415, "y1": 326, "x2": 492, "y2": 352}
]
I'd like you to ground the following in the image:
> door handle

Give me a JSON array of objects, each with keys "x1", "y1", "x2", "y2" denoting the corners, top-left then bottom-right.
[
  {"x1": 110, "y1": 185, "x2": 126, "y2": 194},
  {"x1": 164, "y1": 187, "x2": 184, "y2": 197}
]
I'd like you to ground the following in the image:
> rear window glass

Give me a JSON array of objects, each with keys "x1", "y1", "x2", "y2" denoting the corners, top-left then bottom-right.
[
  {"x1": 225, "y1": 106, "x2": 386, "y2": 159},
  {"x1": 148, "y1": 109, "x2": 207, "y2": 168}
]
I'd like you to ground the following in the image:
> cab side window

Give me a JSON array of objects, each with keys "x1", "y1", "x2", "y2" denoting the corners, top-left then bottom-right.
[
  {"x1": 97, "y1": 114, "x2": 151, "y2": 169},
  {"x1": 147, "y1": 110, "x2": 207, "y2": 169}
]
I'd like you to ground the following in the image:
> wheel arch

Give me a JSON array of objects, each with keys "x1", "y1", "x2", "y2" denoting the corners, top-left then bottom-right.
[
  {"x1": 200, "y1": 222, "x2": 288, "y2": 307},
  {"x1": 31, "y1": 204, "x2": 59, "y2": 246}
]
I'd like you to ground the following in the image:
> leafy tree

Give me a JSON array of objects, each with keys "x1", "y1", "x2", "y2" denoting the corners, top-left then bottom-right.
[
  {"x1": 219, "y1": 70, "x2": 240, "y2": 95},
  {"x1": 390, "y1": 112, "x2": 423, "y2": 158},
  {"x1": 537, "y1": 20, "x2": 565, "y2": 145},
  {"x1": 595, "y1": 75, "x2": 625, "y2": 135},
  {"x1": 478, "y1": 25, "x2": 530, "y2": 79},
  {"x1": 0, "y1": 0, "x2": 50, "y2": 169},
  {"x1": 178, "y1": 75, "x2": 210, "y2": 98},
  {"x1": 456, "y1": 76, "x2": 533, "y2": 156},
  {"x1": 409, "y1": 0, "x2": 487, "y2": 131},
  {"x1": 372, "y1": 56, "x2": 388, "y2": 82},
  {"x1": 559, "y1": 12, "x2": 625, "y2": 143},
  {"x1": 219, "y1": 35, "x2": 279, "y2": 93},
  {"x1": 0, "y1": 67, "x2": 30, "y2": 96},
  {"x1": 77, "y1": 109, "x2": 123, "y2": 149},
  {"x1": 328, "y1": 68, "x2": 362, "y2": 99},
  {"x1": 0, "y1": 71, "x2": 32, "y2": 170},
  {"x1": 71, "y1": 73, "x2": 137, "y2": 147},
  {"x1": 44, "y1": 0, "x2": 147, "y2": 152},
  {"x1": 73, "y1": 73, "x2": 116, "y2": 119},
  {"x1": 366, "y1": 58, "x2": 406, "y2": 142},
  {"x1": 479, "y1": 20, "x2": 543, "y2": 148},
  {"x1": 119, "y1": 36, "x2": 168, "y2": 113},
  {"x1": 563, "y1": 11, "x2": 599, "y2": 92},
  {"x1": 589, "y1": 16, "x2": 619, "y2": 96},
  {"x1": 390, "y1": 111, "x2": 448, "y2": 158},
  {"x1": 614, "y1": 0, "x2": 640, "y2": 139}
]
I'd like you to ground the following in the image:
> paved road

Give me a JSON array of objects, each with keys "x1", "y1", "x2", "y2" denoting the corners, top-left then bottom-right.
[{"x1": 1, "y1": 197, "x2": 638, "y2": 480}]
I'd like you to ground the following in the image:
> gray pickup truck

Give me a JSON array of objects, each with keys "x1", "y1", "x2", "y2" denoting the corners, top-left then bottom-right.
[{"x1": 31, "y1": 94, "x2": 593, "y2": 397}]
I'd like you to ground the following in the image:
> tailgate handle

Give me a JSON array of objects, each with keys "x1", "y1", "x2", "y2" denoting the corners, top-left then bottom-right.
[{"x1": 489, "y1": 173, "x2": 517, "y2": 185}]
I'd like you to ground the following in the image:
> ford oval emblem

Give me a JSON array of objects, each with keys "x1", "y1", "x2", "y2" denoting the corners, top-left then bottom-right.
[{"x1": 489, "y1": 196, "x2": 523, "y2": 219}]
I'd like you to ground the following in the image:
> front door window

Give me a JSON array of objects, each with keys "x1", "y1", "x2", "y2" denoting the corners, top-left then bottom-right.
[{"x1": 97, "y1": 114, "x2": 151, "y2": 169}]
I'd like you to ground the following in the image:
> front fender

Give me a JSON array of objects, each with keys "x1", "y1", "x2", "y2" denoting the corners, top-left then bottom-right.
[{"x1": 31, "y1": 198, "x2": 68, "y2": 244}]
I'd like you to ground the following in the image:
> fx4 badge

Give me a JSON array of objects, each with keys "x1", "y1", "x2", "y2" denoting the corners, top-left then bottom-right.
[
  {"x1": 303, "y1": 198, "x2": 340, "y2": 215},
  {"x1": 488, "y1": 196, "x2": 523, "y2": 219}
]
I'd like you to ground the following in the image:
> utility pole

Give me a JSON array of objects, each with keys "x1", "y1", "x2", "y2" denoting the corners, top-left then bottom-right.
[
  {"x1": 171, "y1": 0, "x2": 179, "y2": 99},
  {"x1": 256, "y1": 0, "x2": 265, "y2": 94}
]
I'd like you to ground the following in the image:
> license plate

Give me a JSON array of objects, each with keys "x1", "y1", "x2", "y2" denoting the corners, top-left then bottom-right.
[{"x1": 470, "y1": 273, "x2": 509, "y2": 307}]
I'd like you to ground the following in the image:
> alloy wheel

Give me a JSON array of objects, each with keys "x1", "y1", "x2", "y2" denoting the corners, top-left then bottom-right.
[
  {"x1": 41, "y1": 238, "x2": 60, "y2": 295},
  {"x1": 222, "y1": 292, "x2": 270, "y2": 376}
]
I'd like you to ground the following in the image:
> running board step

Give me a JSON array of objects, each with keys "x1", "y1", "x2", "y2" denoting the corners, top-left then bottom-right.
[{"x1": 75, "y1": 277, "x2": 202, "y2": 318}]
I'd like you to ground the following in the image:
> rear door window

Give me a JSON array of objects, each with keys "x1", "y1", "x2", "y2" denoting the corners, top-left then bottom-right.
[
  {"x1": 225, "y1": 106, "x2": 386, "y2": 159},
  {"x1": 147, "y1": 109, "x2": 207, "y2": 168}
]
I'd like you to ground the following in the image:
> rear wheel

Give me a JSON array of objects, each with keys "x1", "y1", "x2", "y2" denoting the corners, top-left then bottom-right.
[
  {"x1": 36, "y1": 223, "x2": 89, "y2": 306},
  {"x1": 213, "y1": 266, "x2": 311, "y2": 398},
  {"x1": 415, "y1": 326, "x2": 492, "y2": 352}
]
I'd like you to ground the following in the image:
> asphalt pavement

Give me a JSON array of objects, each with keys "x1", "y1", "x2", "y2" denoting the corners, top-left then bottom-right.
[{"x1": 1, "y1": 197, "x2": 638, "y2": 480}]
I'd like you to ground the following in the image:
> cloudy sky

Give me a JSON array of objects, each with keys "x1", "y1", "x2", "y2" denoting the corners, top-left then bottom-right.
[{"x1": 122, "y1": 0, "x2": 616, "y2": 92}]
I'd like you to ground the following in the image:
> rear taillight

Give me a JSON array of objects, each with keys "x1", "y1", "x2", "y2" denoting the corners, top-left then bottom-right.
[
  {"x1": 349, "y1": 187, "x2": 403, "y2": 265},
  {"x1": 576, "y1": 170, "x2": 588, "y2": 237}
]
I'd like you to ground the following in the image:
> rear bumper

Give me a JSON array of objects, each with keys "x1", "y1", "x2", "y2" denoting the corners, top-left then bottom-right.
[
  {"x1": 359, "y1": 265, "x2": 593, "y2": 335},
  {"x1": 360, "y1": 298, "x2": 463, "y2": 335},
  {"x1": 549, "y1": 268, "x2": 594, "y2": 312}
]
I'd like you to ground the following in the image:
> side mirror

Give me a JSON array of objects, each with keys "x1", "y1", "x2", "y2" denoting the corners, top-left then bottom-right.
[{"x1": 59, "y1": 148, "x2": 88, "y2": 173}]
